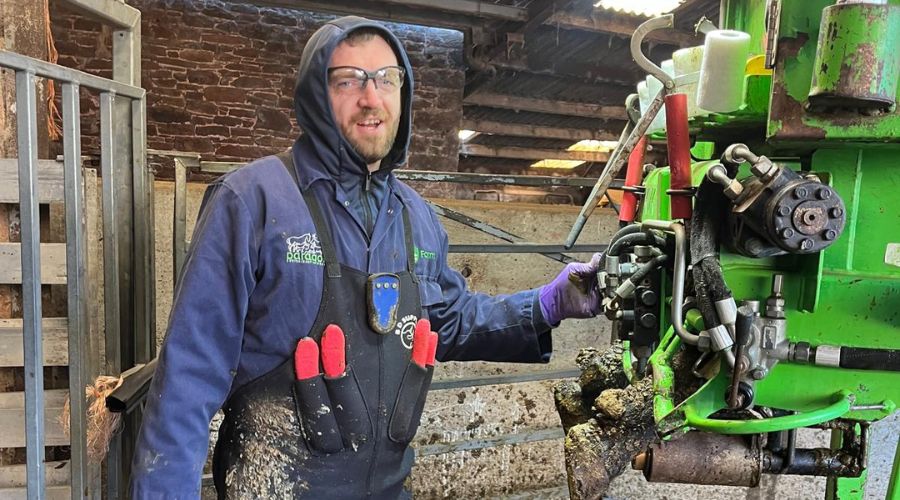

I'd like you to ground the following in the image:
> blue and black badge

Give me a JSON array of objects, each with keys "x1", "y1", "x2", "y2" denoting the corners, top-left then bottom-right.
[{"x1": 366, "y1": 273, "x2": 401, "y2": 334}]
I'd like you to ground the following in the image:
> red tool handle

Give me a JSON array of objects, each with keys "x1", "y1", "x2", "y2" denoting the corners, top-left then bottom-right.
[
  {"x1": 411, "y1": 319, "x2": 431, "y2": 368},
  {"x1": 294, "y1": 337, "x2": 320, "y2": 380},
  {"x1": 664, "y1": 93, "x2": 693, "y2": 220},
  {"x1": 426, "y1": 331, "x2": 438, "y2": 367},
  {"x1": 321, "y1": 324, "x2": 346, "y2": 378},
  {"x1": 620, "y1": 136, "x2": 647, "y2": 224}
]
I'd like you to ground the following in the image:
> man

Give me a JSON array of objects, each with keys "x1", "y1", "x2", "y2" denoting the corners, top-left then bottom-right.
[{"x1": 131, "y1": 16, "x2": 600, "y2": 499}]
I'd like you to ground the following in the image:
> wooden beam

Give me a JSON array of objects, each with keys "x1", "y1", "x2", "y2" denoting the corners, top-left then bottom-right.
[
  {"x1": 460, "y1": 119, "x2": 619, "y2": 141},
  {"x1": 0, "y1": 318, "x2": 69, "y2": 367},
  {"x1": 0, "y1": 159, "x2": 65, "y2": 203},
  {"x1": 461, "y1": 143, "x2": 609, "y2": 162},
  {"x1": 248, "y1": 0, "x2": 696, "y2": 45},
  {"x1": 0, "y1": 389, "x2": 69, "y2": 448},
  {"x1": 0, "y1": 243, "x2": 68, "y2": 285},
  {"x1": 464, "y1": 92, "x2": 626, "y2": 120},
  {"x1": 251, "y1": 0, "x2": 515, "y2": 29},
  {"x1": 549, "y1": 12, "x2": 698, "y2": 46},
  {"x1": 0, "y1": 461, "x2": 71, "y2": 488}
]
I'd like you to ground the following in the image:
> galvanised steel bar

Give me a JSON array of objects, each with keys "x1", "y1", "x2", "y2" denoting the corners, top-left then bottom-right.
[
  {"x1": 448, "y1": 244, "x2": 606, "y2": 254},
  {"x1": 100, "y1": 92, "x2": 121, "y2": 374},
  {"x1": 396, "y1": 170, "x2": 625, "y2": 189},
  {"x1": 173, "y1": 157, "x2": 187, "y2": 282},
  {"x1": 131, "y1": 98, "x2": 153, "y2": 362},
  {"x1": 426, "y1": 200, "x2": 575, "y2": 264},
  {"x1": 62, "y1": 82, "x2": 89, "y2": 500},
  {"x1": 16, "y1": 69, "x2": 46, "y2": 500},
  {"x1": 0, "y1": 50, "x2": 144, "y2": 99},
  {"x1": 99, "y1": 91, "x2": 123, "y2": 500}
]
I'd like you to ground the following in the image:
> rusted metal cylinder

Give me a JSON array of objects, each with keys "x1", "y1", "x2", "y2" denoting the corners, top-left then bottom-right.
[
  {"x1": 634, "y1": 432, "x2": 761, "y2": 487},
  {"x1": 808, "y1": 2, "x2": 900, "y2": 112}
]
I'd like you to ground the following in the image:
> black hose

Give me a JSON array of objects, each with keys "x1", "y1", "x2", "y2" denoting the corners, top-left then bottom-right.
[
  {"x1": 629, "y1": 254, "x2": 668, "y2": 284},
  {"x1": 690, "y1": 174, "x2": 735, "y2": 328},
  {"x1": 608, "y1": 232, "x2": 667, "y2": 256},
  {"x1": 839, "y1": 347, "x2": 900, "y2": 372}
]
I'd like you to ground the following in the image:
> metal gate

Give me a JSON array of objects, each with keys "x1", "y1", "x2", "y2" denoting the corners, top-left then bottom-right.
[{"x1": 0, "y1": 47, "x2": 154, "y2": 499}]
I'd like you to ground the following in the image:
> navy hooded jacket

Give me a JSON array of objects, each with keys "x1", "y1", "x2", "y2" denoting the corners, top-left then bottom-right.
[{"x1": 130, "y1": 16, "x2": 553, "y2": 498}]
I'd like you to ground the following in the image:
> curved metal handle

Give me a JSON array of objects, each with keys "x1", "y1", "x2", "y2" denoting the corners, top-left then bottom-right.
[
  {"x1": 685, "y1": 391, "x2": 854, "y2": 435},
  {"x1": 630, "y1": 14, "x2": 676, "y2": 90}
]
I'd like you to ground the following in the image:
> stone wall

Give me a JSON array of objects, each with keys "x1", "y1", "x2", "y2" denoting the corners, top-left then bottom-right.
[{"x1": 50, "y1": 0, "x2": 463, "y2": 194}]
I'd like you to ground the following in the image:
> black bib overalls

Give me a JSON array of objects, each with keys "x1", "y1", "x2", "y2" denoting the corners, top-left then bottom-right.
[{"x1": 212, "y1": 153, "x2": 433, "y2": 499}]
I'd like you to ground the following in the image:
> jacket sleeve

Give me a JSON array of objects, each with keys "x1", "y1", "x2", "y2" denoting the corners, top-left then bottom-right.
[
  {"x1": 426, "y1": 214, "x2": 554, "y2": 364},
  {"x1": 130, "y1": 181, "x2": 258, "y2": 498}
]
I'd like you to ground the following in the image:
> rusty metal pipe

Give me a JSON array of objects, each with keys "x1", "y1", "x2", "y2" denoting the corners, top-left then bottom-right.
[{"x1": 634, "y1": 432, "x2": 761, "y2": 487}]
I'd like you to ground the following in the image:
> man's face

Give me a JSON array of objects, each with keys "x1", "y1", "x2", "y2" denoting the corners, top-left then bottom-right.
[{"x1": 328, "y1": 36, "x2": 403, "y2": 169}]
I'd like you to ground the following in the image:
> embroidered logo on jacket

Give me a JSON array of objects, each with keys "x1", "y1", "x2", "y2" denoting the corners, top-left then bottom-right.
[
  {"x1": 394, "y1": 314, "x2": 417, "y2": 350},
  {"x1": 286, "y1": 233, "x2": 324, "y2": 266},
  {"x1": 413, "y1": 246, "x2": 436, "y2": 263}
]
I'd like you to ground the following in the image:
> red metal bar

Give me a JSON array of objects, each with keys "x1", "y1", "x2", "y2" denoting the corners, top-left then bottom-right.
[
  {"x1": 665, "y1": 93, "x2": 693, "y2": 220},
  {"x1": 620, "y1": 135, "x2": 647, "y2": 224}
]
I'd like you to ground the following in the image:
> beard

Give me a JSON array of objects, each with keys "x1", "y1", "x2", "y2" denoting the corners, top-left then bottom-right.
[{"x1": 341, "y1": 111, "x2": 400, "y2": 166}]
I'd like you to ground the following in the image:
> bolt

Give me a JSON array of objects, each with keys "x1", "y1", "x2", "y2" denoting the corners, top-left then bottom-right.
[
  {"x1": 781, "y1": 227, "x2": 795, "y2": 239},
  {"x1": 751, "y1": 368, "x2": 767, "y2": 380},
  {"x1": 640, "y1": 290, "x2": 658, "y2": 306},
  {"x1": 800, "y1": 238, "x2": 814, "y2": 250},
  {"x1": 777, "y1": 204, "x2": 791, "y2": 216},
  {"x1": 639, "y1": 313, "x2": 657, "y2": 328},
  {"x1": 817, "y1": 188, "x2": 832, "y2": 200},
  {"x1": 746, "y1": 238, "x2": 765, "y2": 256},
  {"x1": 794, "y1": 186, "x2": 809, "y2": 199},
  {"x1": 830, "y1": 207, "x2": 844, "y2": 218},
  {"x1": 824, "y1": 229, "x2": 837, "y2": 241}
]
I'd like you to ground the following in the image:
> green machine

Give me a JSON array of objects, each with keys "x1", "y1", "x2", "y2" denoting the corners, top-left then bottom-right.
[{"x1": 557, "y1": 1, "x2": 900, "y2": 498}]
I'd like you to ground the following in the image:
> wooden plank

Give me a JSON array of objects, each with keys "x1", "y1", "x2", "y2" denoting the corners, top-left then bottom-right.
[
  {"x1": 0, "y1": 159, "x2": 65, "y2": 204},
  {"x1": 460, "y1": 119, "x2": 619, "y2": 141},
  {"x1": 0, "y1": 461, "x2": 70, "y2": 487},
  {"x1": 0, "y1": 243, "x2": 67, "y2": 285},
  {"x1": 0, "y1": 318, "x2": 69, "y2": 367},
  {"x1": 549, "y1": 12, "x2": 698, "y2": 46},
  {"x1": 0, "y1": 486, "x2": 70, "y2": 500},
  {"x1": 0, "y1": 389, "x2": 69, "y2": 448},
  {"x1": 460, "y1": 143, "x2": 609, "y2": 162},
  {"x1": 464, "y1": 92, "x2": 625, "y2": 120}
]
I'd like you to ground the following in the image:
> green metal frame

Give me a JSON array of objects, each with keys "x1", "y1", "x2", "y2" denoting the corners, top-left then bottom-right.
[{"x1": 631, "y1": 4, "x2": 900, "y2": 497}]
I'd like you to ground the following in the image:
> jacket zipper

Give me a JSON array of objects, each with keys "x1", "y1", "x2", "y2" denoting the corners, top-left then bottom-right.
[{"x1": 363, "y1": 173, "x2": 374, "y2": 240}]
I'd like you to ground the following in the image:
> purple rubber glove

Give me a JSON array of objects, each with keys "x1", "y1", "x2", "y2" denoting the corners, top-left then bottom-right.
[{"x1": 538, "y1": 253, "x2": 603, "y2": 325}]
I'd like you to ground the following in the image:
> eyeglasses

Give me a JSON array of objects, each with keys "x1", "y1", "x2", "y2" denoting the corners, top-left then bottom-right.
[{"x1": 327, "y1": 66, "x2": 405, "y2": 95}]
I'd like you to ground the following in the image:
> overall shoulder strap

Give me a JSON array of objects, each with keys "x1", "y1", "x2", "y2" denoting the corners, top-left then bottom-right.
[{"x1": 275, "y1": 150, "x2": 341, "y2": 278}]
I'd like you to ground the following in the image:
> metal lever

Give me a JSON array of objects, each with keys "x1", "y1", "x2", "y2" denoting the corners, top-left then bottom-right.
[
  {"x1": 728, "y1": 305, "x2": 756, "y2": 409},
  {"x1": 564, "y1": 15, "x2": 685, "y2": 248},
  {"x1": 631, "y1": 14, "x2": 676, "y2": 91}
]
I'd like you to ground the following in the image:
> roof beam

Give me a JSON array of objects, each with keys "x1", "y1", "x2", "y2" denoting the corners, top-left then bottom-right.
[
  {"x1": 460, "y1": 119, "x2": 619, "y2": 141},
  {"x1": 250, "y1": 0, "x2": 482, "y2": 29},
  {"x1": 548, "y1": 12, "x2": 698, "y2": 46},
  {"x1": 379, "y1": 0, "x2": 525, "y2": 21},
  {"x1": 460, "y1": 144, "x2": 609, "y2": 162},
  {"x1": 464, "y1": 92, "x2": 626, "y2": 120},
  {"x1": 249, "y1": 0, "x2": 696, "y2": 45}
]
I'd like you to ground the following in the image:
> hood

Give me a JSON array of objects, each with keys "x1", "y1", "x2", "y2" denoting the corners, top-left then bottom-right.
[{"x1": 293, "y1": 16, "x2": 414, "y2": 180}]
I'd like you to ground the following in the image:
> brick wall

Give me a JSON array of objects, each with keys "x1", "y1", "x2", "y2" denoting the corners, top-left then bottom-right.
[{"x1": 50, "y1": 0, "x2": 463, "y2": 191}]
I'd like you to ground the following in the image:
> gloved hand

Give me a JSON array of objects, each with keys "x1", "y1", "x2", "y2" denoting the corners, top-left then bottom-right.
[{"x1": 539, "y1": 253, "x2": 602, "y2": 325}]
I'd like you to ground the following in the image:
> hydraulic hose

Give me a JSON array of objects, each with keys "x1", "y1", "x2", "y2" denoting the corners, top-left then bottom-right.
[
  {"x1": 607, "y1": 231, "x2": 667, "y2": 256},
  {"x1": 839, "y1": 347, "x2": 900, "y2": 371},
  {"x1": 641, "y1": 220, "x2": 698, "y2": 345}
]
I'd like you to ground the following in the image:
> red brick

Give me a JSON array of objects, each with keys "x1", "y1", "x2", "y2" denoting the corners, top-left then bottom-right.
[{"x1": 203, "y1": 86, "x2": 248, "y2": 103}]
